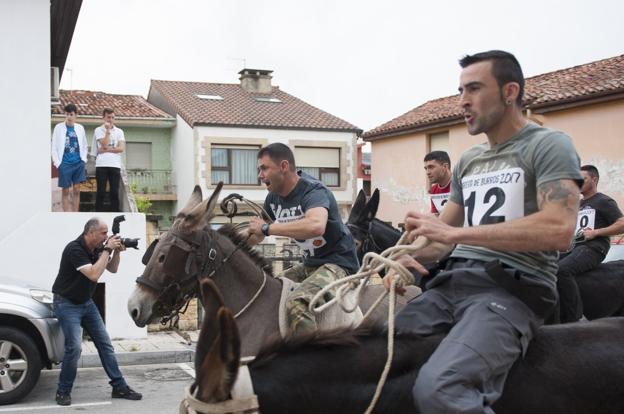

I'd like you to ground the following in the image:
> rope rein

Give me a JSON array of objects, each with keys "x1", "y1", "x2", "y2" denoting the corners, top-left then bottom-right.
[
  {"x1": 309, "y1": 232, "x2": 431, "y2": 414},
  {"x1": 177, "y1": 192, "x2": 434, "y2": 414}
]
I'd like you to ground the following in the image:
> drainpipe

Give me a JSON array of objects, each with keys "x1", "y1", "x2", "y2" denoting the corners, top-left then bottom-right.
[{"x1": 526, "y1": 108, "x2": 544, "y2": 126}]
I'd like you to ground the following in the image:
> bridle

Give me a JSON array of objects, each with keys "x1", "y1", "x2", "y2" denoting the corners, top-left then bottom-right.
[
  {"x1": 136, "y1": 227, "x2": 265, "y2": 327},
  {"x1": 347, "y1": 222, "x2": 382, "y2": 257}
]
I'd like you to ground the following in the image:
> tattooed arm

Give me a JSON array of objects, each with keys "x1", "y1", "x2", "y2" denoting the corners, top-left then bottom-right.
[{"x1": 403, "y1": 179, "x2": 580, "y2": 252}]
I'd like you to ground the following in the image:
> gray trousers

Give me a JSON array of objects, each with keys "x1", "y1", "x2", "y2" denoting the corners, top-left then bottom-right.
[{"x1": 395, "y1": 259, "x2": 546, "y2": 414}]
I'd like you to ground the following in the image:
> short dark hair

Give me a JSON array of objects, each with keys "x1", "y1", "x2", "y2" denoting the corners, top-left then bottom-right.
[
  {"x1": 64, "y1": 103, "x2": 77, "y2": 114},
  {"x1": 83, "y1": 218, "x2": 103, "y2": 235},
  {"x1": 581, "y1": 164, "x2": 599, "y2": 181},
  {"x1": 102, "y1": 108, "x2": 114, "y2": 117},
  {"x1": 459, "y1": 50, "x2": 525, "y2": 106},
  {"x1": 424, "y1": 150, "x2": 451, "y2": 168},
  {"x1": 257, "y1": 143, "x2": 296, "y2": 171}
]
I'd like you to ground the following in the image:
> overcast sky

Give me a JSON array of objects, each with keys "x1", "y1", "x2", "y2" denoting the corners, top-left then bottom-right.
[{"x1": 62, "y1": 0, "x2": 624, "y2": 132}]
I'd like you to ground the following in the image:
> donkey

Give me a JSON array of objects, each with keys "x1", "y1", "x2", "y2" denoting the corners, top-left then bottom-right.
[
  {"x1": 128, "y1": 183, "x2": 420, "y2": 357},
  {"x1": 577, "y1": 260, "x2": 624, "y2": 318},
  {"x1": 190, "y1": 278, "x2": 624, "y2": 414},
  {"x1": 347, "y1": 188, "x2": 624, "y2": 321},
  {"x1": 347, "y1": 188, "x2": 401, "y2": 263}
]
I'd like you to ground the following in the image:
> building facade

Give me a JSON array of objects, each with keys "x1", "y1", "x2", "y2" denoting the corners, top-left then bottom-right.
[
  {"x1": 364, "y1": 55, "x2": 624, "y2": 227},
  {"x1": 148, "y1": 69, "x2": 362, "y2": 222},
  {"x1": 51, "y1": 90, "x2": 177, "y2": 228}
]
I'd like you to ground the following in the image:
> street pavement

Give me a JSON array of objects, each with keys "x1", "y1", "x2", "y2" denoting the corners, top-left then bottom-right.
[
  {"x1": 0, "y1": 330, "x2": 202, "y2": 413},
  {"x1": 0, "y1": 363, "x2": 196, "y2": 413},
  {"x1": 79, "y1": 329, "x2": 199, "y2": 368}
]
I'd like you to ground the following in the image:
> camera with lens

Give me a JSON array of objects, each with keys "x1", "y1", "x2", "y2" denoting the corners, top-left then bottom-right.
[{"x1": 111, "y1": 215, "x2": 140, "y2": 249}]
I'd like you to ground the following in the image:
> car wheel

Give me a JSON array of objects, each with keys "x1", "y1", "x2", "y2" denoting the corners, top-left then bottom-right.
[{"x1": 0, "y1": 327, "x2": 43, "y2": 405}]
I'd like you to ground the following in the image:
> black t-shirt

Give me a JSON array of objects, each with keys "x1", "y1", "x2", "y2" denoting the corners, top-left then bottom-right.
[
  {"x1": 264, "y1": 172, "x2": 359, "y2": 274},
  {"x1": 578, "y1": 192, "x2": 623, "y2": 255},
  {"x1": 52, "y1": 235, "x2": 99, "y2": 304}
]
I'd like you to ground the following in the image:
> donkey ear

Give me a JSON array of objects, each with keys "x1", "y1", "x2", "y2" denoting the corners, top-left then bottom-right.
[
  {"x1": 188, "y1": 182, "x2": 224, "y2": 222},
  {"x1": 366, "y1": 188, "x2": 380, "y2": 220},
  {"x1": 203, "y1": 181, "x2": 224, "y2": 221},
  {"x1": 177, "y1": 185, "x2": 203, "y2": 218},
  {"x1": 218, "y1": 307, "x2": 241, "y2": 388},
  {"x1": 194, "y1": 306, "x2": 241, "y2": 403},
  {"x1": 348, "y1": 189, "x2": 368, "y2": 224},
  {"x1": 195, "y1": 279, "x2": 226, "y2": 372},
  {"x1": 180, "y1": 182, "x2": 224, "y2": 231},
  {"x1": 194, "y1": 279, "x2": 241, "y2": 402}
]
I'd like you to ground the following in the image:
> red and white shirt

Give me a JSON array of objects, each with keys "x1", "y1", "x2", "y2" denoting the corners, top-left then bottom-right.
[{"x1": 430, "y1": 181, "x2": 451, "y2": 214}]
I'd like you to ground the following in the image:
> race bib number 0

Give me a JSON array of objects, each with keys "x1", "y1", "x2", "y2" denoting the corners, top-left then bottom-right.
[
  {"x1": 576, "y1": 208, "x2": 595, "y2": 232},
  {"x1": 431, "y1": 193, "x2": 450, "y2": 212},
  {"x1": 462, "y1": 167, "x2": 525, "y2": 226}
]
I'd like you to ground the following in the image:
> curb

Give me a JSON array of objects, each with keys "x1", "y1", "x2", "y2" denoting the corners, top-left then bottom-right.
[{"x1": 78, "y1": 349, "x2": 196, "y2": 368}]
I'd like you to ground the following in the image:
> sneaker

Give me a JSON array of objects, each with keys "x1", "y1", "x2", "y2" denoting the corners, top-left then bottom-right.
[
  {"x1": 56, "y1": 391, "x2": 71, "y2": 406},
  {"x1": 112, "y1": 386, "x2": 142, "y2": 400}
]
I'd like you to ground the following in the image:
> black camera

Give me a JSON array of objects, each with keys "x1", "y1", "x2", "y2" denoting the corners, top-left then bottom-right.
[{"x1": 112, "y1": 215, "x2": 140, "y2": 250}]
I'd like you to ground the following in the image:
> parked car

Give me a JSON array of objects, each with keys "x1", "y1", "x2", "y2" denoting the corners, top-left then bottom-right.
[{"x1": 0, "y1": 278, "x2": 64, "y2": 405}]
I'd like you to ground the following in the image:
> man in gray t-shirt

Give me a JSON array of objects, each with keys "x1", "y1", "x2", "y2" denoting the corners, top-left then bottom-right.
[{"x1": 384, "y1": 51, "x2": 582, "y2": 413}]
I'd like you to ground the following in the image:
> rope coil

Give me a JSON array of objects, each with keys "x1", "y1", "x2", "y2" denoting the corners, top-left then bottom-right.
[{"x1": 309, "y1": 233, "x2": 431, "y2": 414}]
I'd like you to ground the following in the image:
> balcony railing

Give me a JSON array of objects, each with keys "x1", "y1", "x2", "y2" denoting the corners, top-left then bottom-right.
[{"x1": 127, "y1": 169, "x2": 175, "y2": 195}]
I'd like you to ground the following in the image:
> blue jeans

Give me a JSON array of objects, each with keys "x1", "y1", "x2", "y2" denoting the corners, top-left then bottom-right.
[{"x1": 53, "y1": 295, "x2": 127, "y2": 393}]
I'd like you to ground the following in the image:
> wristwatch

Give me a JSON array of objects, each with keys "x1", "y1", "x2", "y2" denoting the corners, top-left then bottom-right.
[
  {"x1": 261, "y1": 223, "x2": 270, "y2": 237},
  {"x1": 103, "y1": 247, "x2": 113, "y2": 254}
]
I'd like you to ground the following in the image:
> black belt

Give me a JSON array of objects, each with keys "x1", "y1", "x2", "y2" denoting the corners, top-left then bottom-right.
[{"x1": 483, "y1": 260, "x2": 557, "y2": 318}]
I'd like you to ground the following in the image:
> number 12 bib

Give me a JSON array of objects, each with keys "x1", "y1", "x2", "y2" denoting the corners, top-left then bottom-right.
[{"x1": 462, "y1": 167, "x2": 525, "y2": 226}]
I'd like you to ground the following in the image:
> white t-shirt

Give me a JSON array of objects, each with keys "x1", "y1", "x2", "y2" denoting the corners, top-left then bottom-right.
[{"x1": 93, "y1": 125, "x2": 125, "y2": 168}]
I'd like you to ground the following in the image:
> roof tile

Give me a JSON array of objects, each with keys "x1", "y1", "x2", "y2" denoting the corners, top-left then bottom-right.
[
  {"x1": 365, "y1": 54, "x2": 624, "y2": 139},
  {"x1": 53, "y1": 90, "x2": 174, "y2": 119},
  {"x1": 149, "y1": 80, "x2": 360, "y2": 132}
]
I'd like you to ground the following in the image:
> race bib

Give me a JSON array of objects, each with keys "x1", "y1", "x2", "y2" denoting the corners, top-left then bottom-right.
[
  {"x1": 294, "y1": 236, "x2": 327, "y2": 257},
  {"x1": 461, "y1": 167, "x2": 525, "y2": 226},
  {"x1": 431, "y1": 193, "x2": 450, "y2": 213},
  {"x1": 575, "y1": 208, "x2": 596, "y2": 232}
]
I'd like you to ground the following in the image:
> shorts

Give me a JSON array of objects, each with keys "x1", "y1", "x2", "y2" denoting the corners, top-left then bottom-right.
[{"x1": 58, "y1": 161, "x2": 86, "y2": 188}]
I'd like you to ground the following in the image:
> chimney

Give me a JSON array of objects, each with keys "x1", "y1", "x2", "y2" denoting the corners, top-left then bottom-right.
[{"x1": 239, "y1": 69, "x2": 273, "y2": 94}]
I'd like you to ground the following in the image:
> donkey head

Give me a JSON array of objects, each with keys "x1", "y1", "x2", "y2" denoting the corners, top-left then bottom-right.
[
  {"x1": 193, "y1": 278, "x2": 241, "y2": 403},
  {"x1": 346, "y1": 189, "x2": 380, "y2": 257},
  {"x1": 128, "y1": 183, "x2": 224, "y2": 327}
]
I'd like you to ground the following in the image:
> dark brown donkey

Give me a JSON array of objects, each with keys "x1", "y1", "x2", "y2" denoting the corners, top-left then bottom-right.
[
  {"x1": 348, "y1": 188, "x2": 624, "y2": 322},
  {"x1": 193, "y1": 278, "x2": 624, "y2": 414},
  {"x1": 128, "y1": 183, "x2": 420, "y2": 357}
]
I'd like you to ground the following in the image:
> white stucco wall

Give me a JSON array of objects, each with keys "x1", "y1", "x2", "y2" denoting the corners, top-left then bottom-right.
[
  {"x1": 171, "y1": 115, "x2": 196, "y2": 212},
  {"x1": 193, "y1": 125, "x2": 357, "y2": 205},
  {"x1": 0, "y1": 0, "x2": 145, "y2": 338},
  {"x1": 0, "y1": 0, "x2": 51, "y2": 239},
  {"x1": 0, "y1": 213, "x2": 147, "y2": 339}
]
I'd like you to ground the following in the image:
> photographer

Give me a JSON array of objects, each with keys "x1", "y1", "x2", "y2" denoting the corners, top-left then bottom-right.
[{"x1": 52, "y1": 217, "x2": 142, "y2": 406}]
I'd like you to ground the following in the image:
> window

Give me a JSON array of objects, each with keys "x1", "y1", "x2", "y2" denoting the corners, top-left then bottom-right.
[
  {"x1": 254, "y1": 97, "x2": 282, "y2": 103},
  {"x1": 295, "y1": 147, "x2": 340, "y2": 187},
  {"x1": 126, "y1": 142, "x2": 152, "y2": 170},
  {"x1": 196, "y1": 94, "x2": 224, "y2": 101},
  {"x1": 429, "y1": 131, "x2": 449, "y2": 152},
  {"x1": 211, "y1": 145, "x2": 259, "y2": 185}
]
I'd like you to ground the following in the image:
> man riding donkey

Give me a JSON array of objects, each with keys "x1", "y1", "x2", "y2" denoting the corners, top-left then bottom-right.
[
  {"x1": 384, "y1": 50, "x2": 583, "y2": 414},
  {"x1": 556, "y1": 164, "x2": 624, "y2": 323},
  {"x1": 247, "y1": 143, "x2": 359, "y2": 335}
]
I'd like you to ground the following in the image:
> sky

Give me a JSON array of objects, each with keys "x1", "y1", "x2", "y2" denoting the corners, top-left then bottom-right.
[{"x1": 62, "y1": 0, "x2": 624, "y2": 132}]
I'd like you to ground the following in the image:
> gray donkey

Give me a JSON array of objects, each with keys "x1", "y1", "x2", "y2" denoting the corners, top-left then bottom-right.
[{"x1": 128, "y1": 183, "x2": 420, "y2": 356}]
